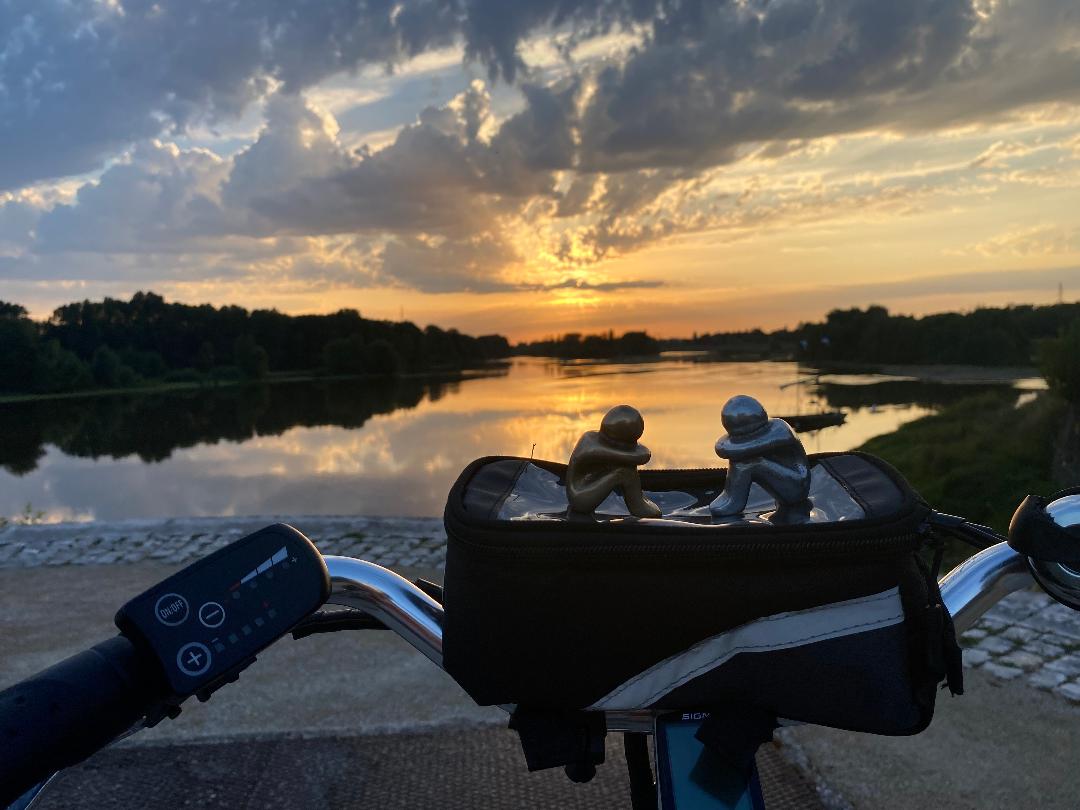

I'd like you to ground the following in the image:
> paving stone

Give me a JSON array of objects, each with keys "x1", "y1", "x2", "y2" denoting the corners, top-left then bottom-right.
[
  {"x1": 982, "y1": 662, "x2": 1024, "y2": 680},
  {"x1": 962, "y1": 648, "x2": 990, "y2": 668},
  {"x1": 984, "y1": 587, "x2": 1049, "y2": 626},
  {"x1": 978, "y1": 617, "x2": 1008, "y2": 633},
  {"x1": 975, "y1": 635, "x2": 1015, "y2": 655},
  {"x1": 1026, "y1": 639, "x2": 1067, "y2": 659},
  {"x1": 1054, "y1": 681, "x2": 1080, "y2": 703},
  {"x1": 1018, "y1": 602, "x2": 1080, "y2": 640},
  {"x1": 1028, "y1": 669, "x2": 1068, "y2": 690},
  {"x1": 1044, "y1": 654, "x2": 1080, "y2": 675},
  {"x1": 1002, "y1": 625, "x2": 1039, "y2": 644},
  {"x1": 961, "y1": 628, "x2": 988, "y2": 642},
  {"x1": 998, "y1": 650, "x2": 1044, "y2": 671}
]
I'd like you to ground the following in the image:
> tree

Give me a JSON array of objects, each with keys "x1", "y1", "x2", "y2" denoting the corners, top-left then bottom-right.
[
  {"x1": 363, "y1": 339, "x2": 402, "y2": 376},
  {"x1": 0, "y1": 301, "x2": 28, "y2": 319},
  {"x1": 31, "y1": 340, "x2": 93, "y2": 393},
  {"x1": 233, "y1": 334, "x2": 269, "y2": 379},
  {"x1": 0, "y1": 317, "x2": 40, "y2": 392},
  {"x1": 1039, "y1": 319, "x2": 1080, "y2": 404},
  {"x1": 322, "y1": 334, "x2": 366, "y2": 375},
  {"x1": 92, "y1": 346, "x2": 137, "y2": 387},
  {"x1": 195, "y1": 341, "x2": 216, "y2": 372}
]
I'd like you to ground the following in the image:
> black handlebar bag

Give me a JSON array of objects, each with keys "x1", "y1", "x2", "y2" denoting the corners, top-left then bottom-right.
[{"x1": 442, "y1": 451, "x2": 962, "y2": 737}]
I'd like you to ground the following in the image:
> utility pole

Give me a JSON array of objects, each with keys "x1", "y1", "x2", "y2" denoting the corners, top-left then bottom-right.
[{"x1": 1059, "y1": 282, "x2": 1064, "y2": 305}]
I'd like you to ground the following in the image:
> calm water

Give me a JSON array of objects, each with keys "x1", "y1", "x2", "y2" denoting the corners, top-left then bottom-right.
[{"x1": 0, "y1": 358, "x2": 1041, "y2": 522}]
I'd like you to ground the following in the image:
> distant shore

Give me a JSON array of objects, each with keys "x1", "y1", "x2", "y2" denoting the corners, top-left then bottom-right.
[{"x1": 0, "y1": 364, "x2": 509, "y2": 406}]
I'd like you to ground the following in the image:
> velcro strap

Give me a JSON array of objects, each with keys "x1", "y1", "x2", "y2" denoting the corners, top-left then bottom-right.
[{"x1": 508, "y1": 708, "x2": 606, "y2": 772}]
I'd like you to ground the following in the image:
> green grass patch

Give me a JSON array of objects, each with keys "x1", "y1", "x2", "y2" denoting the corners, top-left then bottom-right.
[{"x1": 859, "y1": 390, "x2": 1064, "y2": 546}]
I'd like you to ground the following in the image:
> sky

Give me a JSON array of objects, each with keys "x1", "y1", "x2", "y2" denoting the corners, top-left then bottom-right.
[{"x1": 1, "y1": 0, "x2": 1079, "y2": 341}]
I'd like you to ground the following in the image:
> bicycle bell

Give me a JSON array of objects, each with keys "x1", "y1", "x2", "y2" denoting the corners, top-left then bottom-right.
[{"x1": 1009, "y1": 490, "x2": 1080, "y2": 610}]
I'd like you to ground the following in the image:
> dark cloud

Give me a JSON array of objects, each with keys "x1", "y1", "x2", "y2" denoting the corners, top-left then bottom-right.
[
  {"x1": 572, "y1": 0, "x2": 1080, "y2": 174},
  {"x1": 535, "y1": 277, "x2": 664, "y2": 292},
  {"x1": 0, "y1": 0, "x2": 650, "y2": 191}
]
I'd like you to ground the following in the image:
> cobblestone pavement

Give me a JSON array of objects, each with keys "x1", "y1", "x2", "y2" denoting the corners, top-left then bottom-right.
[
  {"x1": 0, "y1": 516, "x2": 448, "y2": 570},
  {"x1": 962, "y1": 588, "x2": 1080, "y2": 703},
  {"x1": 6, "y1": 517, "x2": 1080, "y2": 704}
]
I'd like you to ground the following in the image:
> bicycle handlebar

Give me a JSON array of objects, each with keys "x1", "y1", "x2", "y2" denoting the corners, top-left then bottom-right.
[
  {"x1": 0, "y1": 538, "x2": 1043, "y2": 807},
  {"x1": 0, "y1": 636, "x2": 166, "y2": 807}
]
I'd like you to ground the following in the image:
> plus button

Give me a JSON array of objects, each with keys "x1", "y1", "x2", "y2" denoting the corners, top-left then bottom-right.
[{"x1": 176, "y1": 642, "x2": 212, "y2": 677}]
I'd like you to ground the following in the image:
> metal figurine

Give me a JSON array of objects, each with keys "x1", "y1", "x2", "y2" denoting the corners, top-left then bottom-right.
[
  {"x1": 567, "y1": 405, "x2": 662, "y2": 519},
  {"x1": 709, "y1": 395, "x2": 812, "y2": 523}
]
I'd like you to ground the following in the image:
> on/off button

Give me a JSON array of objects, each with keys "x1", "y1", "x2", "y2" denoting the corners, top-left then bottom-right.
[{"x1": 154, "y1": 593, "x2": 189, "y2": 626}]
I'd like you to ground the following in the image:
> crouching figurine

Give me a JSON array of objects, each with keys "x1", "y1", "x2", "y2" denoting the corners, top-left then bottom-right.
[
  {"x1": 709, "y1": 395, "x2": 811, "y2": 523},
  {"x1": 567, "y1": 405, "x2": 662, "y2": 519}
]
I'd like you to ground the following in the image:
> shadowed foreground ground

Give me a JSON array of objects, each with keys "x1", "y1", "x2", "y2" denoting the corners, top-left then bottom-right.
[{"x1": 33, "y1": 728, "x2": 821, "y2": 809}]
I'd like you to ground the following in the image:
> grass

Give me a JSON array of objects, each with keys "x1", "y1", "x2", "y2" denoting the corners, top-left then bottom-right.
[
  {"x1": 0, "y1": 503, "x2": 46, "y2": 529},
  {"x1": 859, "y1": 391, "x2": 1065, "y2": 559}
]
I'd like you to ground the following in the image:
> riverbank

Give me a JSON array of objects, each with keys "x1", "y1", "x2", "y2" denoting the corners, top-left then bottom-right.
[
  {"x1": 858, "y1": 390, "x2": 1064, "y2": 534},
  {"x1": 0, "y1": 364, "x2": 509, "y2": 405}
]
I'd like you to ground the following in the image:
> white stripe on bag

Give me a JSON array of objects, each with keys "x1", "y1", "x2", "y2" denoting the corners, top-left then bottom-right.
[{"x1": 588, "y1": 587, "x2": 905, "y2": 711}]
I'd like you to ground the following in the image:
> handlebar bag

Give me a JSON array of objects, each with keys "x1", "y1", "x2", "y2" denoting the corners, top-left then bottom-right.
[{"x1": 442, "y1": 451, "x2": 962, "y2": 736}]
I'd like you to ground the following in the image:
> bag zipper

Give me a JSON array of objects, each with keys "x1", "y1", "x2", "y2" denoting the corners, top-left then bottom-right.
[{"x1": 450, "y1": 528, "x2": 925, "y2": 560}]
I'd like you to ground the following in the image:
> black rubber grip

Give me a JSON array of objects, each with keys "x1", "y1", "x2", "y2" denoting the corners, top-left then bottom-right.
[{"x1": 0, "y1": 636, "x2": 165, "y2": 807}]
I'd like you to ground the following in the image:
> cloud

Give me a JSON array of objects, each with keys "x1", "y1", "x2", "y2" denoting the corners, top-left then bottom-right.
[
  {"x1": 0, "y1": 0, "x2": 645, "y2": 191},
  {"x1": 965, "y1": 226, "x2": 1080, "y2": 258},
  {"x1": 32, "y1": 140, "x2": 231, "y2": 253},
  {"x1": 3, "y1": 0, "x2": 1080, "y2": 302},
  {"x1": 536, "y1": 277, "x2": 664, "y2": 292},
  {"x1": 375, "y1": 232, "x2": 522, "y2": 293},
  {"x1": 574, "y1": 0, "x2": 1080, "y2": 173}
]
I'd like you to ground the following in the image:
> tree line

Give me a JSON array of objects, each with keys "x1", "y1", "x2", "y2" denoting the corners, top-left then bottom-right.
[
  {"x1": 0, "y1": 292, "x2": 510, "y2": 396},
  {"x1": 515, "y1": 303, "x2": 1080, "y2": 370}
]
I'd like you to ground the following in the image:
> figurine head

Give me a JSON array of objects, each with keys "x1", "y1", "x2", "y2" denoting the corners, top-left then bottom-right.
[
  {"x1": 600, "y1": 404, "x2": 645, "y2": 445},
  {"x1": 721, "y1": 395, "x2": 768, "y2": 437}
]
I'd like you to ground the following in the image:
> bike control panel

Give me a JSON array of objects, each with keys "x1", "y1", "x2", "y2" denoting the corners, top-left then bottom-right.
[{"x1": 115, "y1": 524, "x2": 330, "y2": 697}]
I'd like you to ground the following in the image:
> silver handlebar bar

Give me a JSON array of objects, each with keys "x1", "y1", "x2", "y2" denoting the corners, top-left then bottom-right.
[
  {"x1": 324, "y1": 557, "x2": 444, "y2": 667},
  {"x1": 939, "y1": 542, "x2": 1034, "y2": 634}
]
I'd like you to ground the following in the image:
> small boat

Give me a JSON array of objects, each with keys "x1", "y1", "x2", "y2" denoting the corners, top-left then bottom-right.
[{"x1": 776, "y1": 411, "x2": 846, "y2": 432}]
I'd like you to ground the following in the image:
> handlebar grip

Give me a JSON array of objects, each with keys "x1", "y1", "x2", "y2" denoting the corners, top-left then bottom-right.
[{"x1": 0, "y1": 635, "x2": 165, "y2": 807}]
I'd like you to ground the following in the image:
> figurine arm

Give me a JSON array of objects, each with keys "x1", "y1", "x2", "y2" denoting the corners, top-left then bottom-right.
[
  {"x1": 603, "y1": 444, "x2": 651, "y2": 466},
  {"x1": 716, "y1": 422, "x2": 798, "y2": 460},
  {"x1": 572, "y1": 434, "x2": 650, "y2": 467}
]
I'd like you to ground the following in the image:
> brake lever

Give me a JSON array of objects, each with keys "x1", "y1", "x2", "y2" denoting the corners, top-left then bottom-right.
[
  {"x1": 291, "y1": 577, "x2": 444, "y2": 639},
  {"x1": 291, "y1": 608, "x2": 388, "y2": 638}
]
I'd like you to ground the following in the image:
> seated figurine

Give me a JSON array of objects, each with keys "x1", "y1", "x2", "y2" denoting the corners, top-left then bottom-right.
[
  {"x1": 567, "y1": 405, "x2": 662, "y2": 519},
  {"x1": 709, "y1": 395, "x2": 811, "y2": 522}
]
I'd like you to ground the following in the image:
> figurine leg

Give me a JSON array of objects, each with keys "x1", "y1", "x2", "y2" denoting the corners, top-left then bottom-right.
[
  {"x1": 710, "y1": 462, "x2": 754, "y2": 516},
  {"x1": 749, "y1": 459, "x2": 811, "y2": 504},
  {"x1": 616, "y1": 467, "x2": 662, "y2": 518},
  {"x1": 568, "y1": 466, "x2": 660, "y2": 518},
  {"x1": 745, "y1": 459, "x2": 812, "y2": 524}
]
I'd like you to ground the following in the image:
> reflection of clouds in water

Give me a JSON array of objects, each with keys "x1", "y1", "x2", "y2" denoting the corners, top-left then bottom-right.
[{"x1": 0, "y1": 359, "x2": 982, "y2": 520}]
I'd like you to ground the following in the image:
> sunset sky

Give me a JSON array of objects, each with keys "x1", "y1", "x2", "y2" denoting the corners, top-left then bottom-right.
[{"x1": 2, "y1": 0, "x2": 1079, "y2": 340}]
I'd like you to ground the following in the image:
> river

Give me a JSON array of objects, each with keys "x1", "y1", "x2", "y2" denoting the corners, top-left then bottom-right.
[{"x1": 0, "y1": 357, "x2": 1043, "y2": 521}]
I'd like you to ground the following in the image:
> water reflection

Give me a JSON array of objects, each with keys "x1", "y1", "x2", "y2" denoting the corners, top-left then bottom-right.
[{"x1": 0, "y1": 358, "x2": 1037, "y2": 521}]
